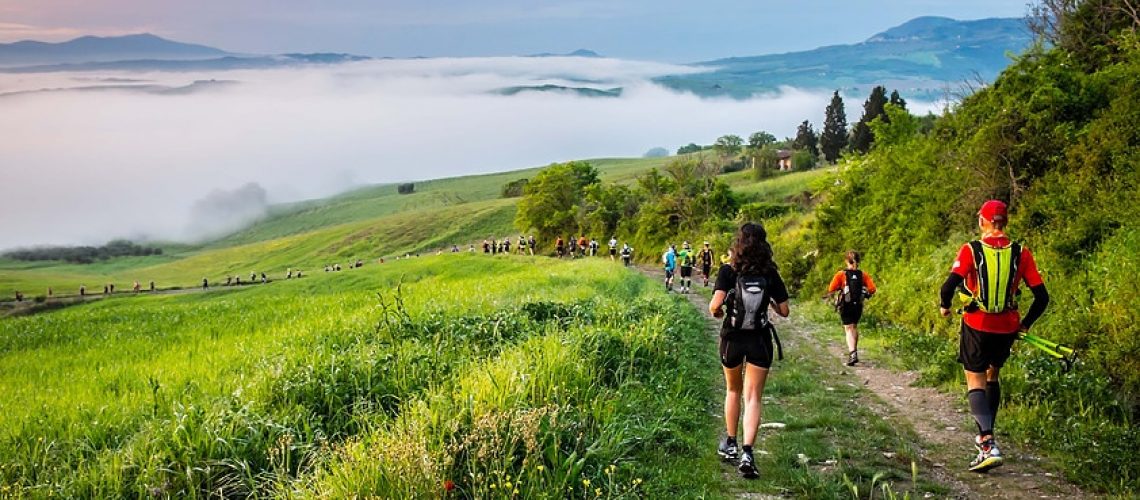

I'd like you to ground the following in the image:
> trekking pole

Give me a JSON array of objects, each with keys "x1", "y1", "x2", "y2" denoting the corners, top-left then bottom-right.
[{"x1": 1018, "y1": 333, "x2": 1077, "y2": 372}]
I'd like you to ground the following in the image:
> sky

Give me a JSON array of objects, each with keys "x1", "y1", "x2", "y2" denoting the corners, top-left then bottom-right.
[{"x1": 0, "y1": 0, "x2": 1030, "y2": 61}]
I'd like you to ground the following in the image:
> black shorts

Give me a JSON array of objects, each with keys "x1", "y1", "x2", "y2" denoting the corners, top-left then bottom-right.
[
  {"x1": 680, "y1": 266, "x2": 693, "y2": 278},
  {"x1": 719, "y1": 329, "x2": 773, "y2": 369},
  {"x1": 839, "y1": 303, "x2": 863, "y2": 325},
  {"x1": 610, "y1": 248, "x2": 617, "y2": 255},
  {"x1": 957, "y1": 322, "x2": 1018, "y2": 373},
  {"x1": 664, "y1": 268, "x2": 674, "y2": 279}
]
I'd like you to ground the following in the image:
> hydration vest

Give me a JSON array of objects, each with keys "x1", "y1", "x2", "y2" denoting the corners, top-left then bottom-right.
[
  {"x1": 842, "y1": 269, "x2": 866, "y2": 306},
  {"x1": 959, "y1": 241, "x2": 1022, "y2": 313}
]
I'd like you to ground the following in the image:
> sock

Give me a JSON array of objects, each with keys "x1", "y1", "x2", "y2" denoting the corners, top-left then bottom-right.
[
  {"x1": 967, "y1": 389, "x2": 993, "y2": 436},
  {"x1": 986, "y1": 381, "x2": 1001, "y2": 431},
  {"x1": 727, "y1": 435, "x2": 737, "y2": 444},
  {"x1": 742, "y1": 445, "x2": 753, "y2": 453}
]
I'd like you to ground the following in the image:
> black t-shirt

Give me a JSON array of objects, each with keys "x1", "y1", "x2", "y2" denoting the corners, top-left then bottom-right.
[{"x1": 714, "y1": 264, "x2": 789, "y2": 333}]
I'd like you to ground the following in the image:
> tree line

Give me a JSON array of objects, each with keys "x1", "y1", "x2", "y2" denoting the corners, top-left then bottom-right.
[{"x1": 3, "y1": 240, "x2": 163, "y2": 264}]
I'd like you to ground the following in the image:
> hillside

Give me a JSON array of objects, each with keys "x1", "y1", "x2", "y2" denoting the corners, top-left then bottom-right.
[
  {"x1": 0, "y1": 33, "x2": 229, "y2": 67},
  {"x1": 656, "y1": 16, "x2": 1033, "y2": 100}
]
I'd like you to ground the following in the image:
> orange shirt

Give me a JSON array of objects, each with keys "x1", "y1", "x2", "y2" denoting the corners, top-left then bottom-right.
[
  {"x1": 951, "y1": 234, "x2": 1043, "y2": 334},
  {"x1": 828, "y1": 269, "x2": 877, "y2": 294}
]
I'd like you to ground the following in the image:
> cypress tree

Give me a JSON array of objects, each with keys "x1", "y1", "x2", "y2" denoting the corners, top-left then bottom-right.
[
  {"x1": 793, "y1": 120, "x2": 819, "y2": 157},
  {"x1": 889, "y1": 89, "x2": 908, "y2": 111},
  {"x1": 851, "y1": 86, "x2": 888, "y2": 154},
  {"x1": 820, "y1": 91, "x2": 848, "y2": 163}
]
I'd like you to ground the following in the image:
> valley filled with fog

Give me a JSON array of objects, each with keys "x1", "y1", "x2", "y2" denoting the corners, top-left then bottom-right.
[{"x1": 0, "y1": 56, "x2": 937, "y2": 248}]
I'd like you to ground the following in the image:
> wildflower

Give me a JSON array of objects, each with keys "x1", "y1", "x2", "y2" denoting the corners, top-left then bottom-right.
[
  {"x1": 444, "y1": 480, "x2": 455, "y2": 492},
  {"x1": 633, "y1": 478, "x2": 643, "y2": 486},
  {"x1": 537, "y1": 465, "x2": 545, "y2": 472},
  {"x1": 505, "y1": 482, "x2": 512, "y2": 489},
  {"x1": 490, "y1": 483, "x2": 497, "y2": 490},
  {"x1": 583, "y1": 478, "x2": 591, "y2": 487},
  {"x1": 595, "y1": 487, "x2": 602, "y2": 496}
]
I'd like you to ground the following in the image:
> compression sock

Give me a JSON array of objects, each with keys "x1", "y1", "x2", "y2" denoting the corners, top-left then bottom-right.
[
  {"x1": 986, "y1": 381, "x2": 1001, "y2": 430},
  {"x1": 967, "y1": 389, "x2": 993, "y2": 436},
  {"x1": 742, "y1": 444, "x2": 753, "y2": 453}
]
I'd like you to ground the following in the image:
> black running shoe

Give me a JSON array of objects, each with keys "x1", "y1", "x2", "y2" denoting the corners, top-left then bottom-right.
[
  {"x1": 845, "y1": 351, "x2": 859, "y2": 366},
  {"x1": 738, "y1": 449, "x2": 758, "y2": 479},
  {"x1": 717, "y1": 436, "x2": 739, "y2": 461}
]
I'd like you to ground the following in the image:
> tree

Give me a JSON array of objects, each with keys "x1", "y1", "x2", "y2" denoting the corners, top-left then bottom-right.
[
  {"x1": 889, "y1": 90, "x2": 908, "y2": 111},
  {"x1": 397, "y1": 183, "x2": 415, "y2": 194},
  {"x1": 850, "y1": 86, "x2": 888, "y2": 154},
  {"x1": 514, "y1": 161, "x2": 599, "y2": 244},
  {"x1": 713, "y1": 135, "x2": 744, "y2": 157},
  {"x1": 501, "y1": 178, "x2": 529, "y2": 198},
  {"x1": 792, "y1": 120, "x2": 819, "y2": 157},
  {"x1": 677, "y1": 143, "x2": 704, "y2": 155},
  {"x1": 792, "y1": 150, "x2": 817, "y2": 171},
  {"x1": 820, "y1": 91, "x2": 848, "y2": 163},
  {"x1": 748, "y1": 131, "x2": 776, "y2": 151},
  {"x1": 752, "y1": 146, "x2": 780, "y2": 180}
]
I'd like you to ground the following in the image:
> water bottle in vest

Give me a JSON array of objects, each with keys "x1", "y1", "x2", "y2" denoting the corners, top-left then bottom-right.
[{"x1": 843, "y1": 270, "x2": 865, "y2": 306}]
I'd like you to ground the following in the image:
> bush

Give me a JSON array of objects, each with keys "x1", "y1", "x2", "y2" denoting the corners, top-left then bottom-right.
[
  {"x1": 397, "y1": 183, "x2": 415, "y2": 194},
  {"x1": 500, "y1": 178, "x2": 529, "y2": 198}
]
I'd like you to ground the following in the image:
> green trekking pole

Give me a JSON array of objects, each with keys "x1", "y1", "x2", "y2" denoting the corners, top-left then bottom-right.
[{"x1": 1019, "y1": 333, "x2": 1077, "y2": 372}]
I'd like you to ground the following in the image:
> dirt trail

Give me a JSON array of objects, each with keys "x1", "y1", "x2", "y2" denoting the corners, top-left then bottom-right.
[{"x1": 636, "y1": 266, "x2": 1093, "y2": 499}]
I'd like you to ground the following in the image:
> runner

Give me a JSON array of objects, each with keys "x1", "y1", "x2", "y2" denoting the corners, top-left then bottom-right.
[
  {"x1": 503, "y1": 237, "x2": 511, "y2": 254},
  {"x1": 556, "y1": 236, "x2": 565, "y2": 258},
  {"x1": 826, "y1": 251, "x2": 877, "y2": 366},
  {"x1": 528, "y1": 235, "x2": 536, "y2": 256},
  {"x1": 483, "y1": 240, "x2": 491, "y2": 254},
  {"x1": 621, "y1": 243, "x2": 633, "y2": 266},
  {"x1": 662, "y1": 245, "x2": 677, "y2": 291},
  {"x1": 678, "y1": 242, "x2": 695, "y2": 293},
  {"x1": 569, "y1": 236, "x2": 579, "y2": 259},
  {"x1": 589, "y1": 238, "x2": 599, "y2": 257},
  {"x1": 609, "y1": 236, "x2": 619, "y2": 261},
  {"x1": 699, "y1": 242, "x2": 714, "y2": 287},
  {"x1": 80, "y1": 285, "x2": 86, "y2": 297},
  {"x1": 938, "y1": 200, "x2": 1049, "y2": 473},
  {"x1": 578, "y1": 236, "x2": 589, "y2": 257},
  {"x1": 708, "y1": 222, "x2": 790, "y2": 479},
  {"x1": 518, "y1": 235, "x2": 527, "y2": 255},
  {"x1": 202, "y1": 278, "x2": 209, "y2": 290}
]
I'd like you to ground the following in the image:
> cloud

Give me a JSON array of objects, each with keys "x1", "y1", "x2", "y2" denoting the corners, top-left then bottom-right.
[{"x1": 0, "y1": 56, "x2": 940, "y2": 249}]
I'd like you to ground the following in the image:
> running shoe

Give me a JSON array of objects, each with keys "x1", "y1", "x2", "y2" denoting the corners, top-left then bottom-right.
[
  {"x1": 738, "y1": 449, "x2": 758, "y2": 479},
  {"x1": 968, "y1": 437, "x2": 1004, "y2": 473},
  {"x1": 717, "y1": 436, "x2": 739, "y2": 461},
  {"x1": 845, "y1": 351, "x2": 859, "y2": 366}
]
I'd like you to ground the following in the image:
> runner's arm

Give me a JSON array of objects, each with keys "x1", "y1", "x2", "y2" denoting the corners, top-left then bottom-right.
[
  {"x1": 771, "y1": 301, "x2": 790, "y2": 317},
  {"x1": 1020, "y1": 284, "x2": 1049, "y2": 331},
  {"x1": 709, "y1": 290, "x2": 726, "y2": 318},
  {"x1": 939, "y1": 273, "x2": 964, "y2": 315}
]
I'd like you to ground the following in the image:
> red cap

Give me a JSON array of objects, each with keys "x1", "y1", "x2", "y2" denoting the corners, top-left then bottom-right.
[{"x1": 978, "y1": 200, "x2": 1007, "y2": 223}]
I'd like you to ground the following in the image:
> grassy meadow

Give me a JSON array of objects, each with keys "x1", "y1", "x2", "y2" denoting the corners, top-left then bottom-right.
[{"x1": 0, "y1": 255, "x2": 729, "y2": 497}]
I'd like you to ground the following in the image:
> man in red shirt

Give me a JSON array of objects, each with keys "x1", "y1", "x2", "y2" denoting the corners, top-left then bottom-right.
[{"x1": 939, "y1": 200, "x2": 1049, "y2": 473}]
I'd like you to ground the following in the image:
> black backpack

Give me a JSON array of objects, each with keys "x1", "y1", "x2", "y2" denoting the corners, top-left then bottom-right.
[
  {"x1": 728, "y1": 275, "x2": 769, "y2": 331},
  {"x1": 725, "y1": 273, "x2": 784, "y2": 360},
  {"x1": 842, "y1": 269, "x2": 866, "y2": 306}
]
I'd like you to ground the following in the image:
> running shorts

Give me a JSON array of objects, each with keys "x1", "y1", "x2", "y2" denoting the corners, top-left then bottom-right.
[
  {"x1": 680, "y1": 266, "x2": 693, "y2": 278},
  {"x1": 957, "y1": 322, "x2": 1018, "y2": 373},
  {"x1": 839, "y1": 303, "x2": 863, "y2": 326},
  {"x1": 719, "y1": 329, "x2": 773, "y2": 369}
]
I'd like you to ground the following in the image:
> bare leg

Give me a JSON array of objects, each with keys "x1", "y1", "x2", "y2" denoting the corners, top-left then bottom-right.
[
  {"x1": 844, "y1": 324, "x2": 859, "y2": 353},
  {"x1": 723, "y1": 364, "x2": 744, "y2": 437},
  {"x1": 741, "y1": 364, "x2": 770, "y2": 445}
]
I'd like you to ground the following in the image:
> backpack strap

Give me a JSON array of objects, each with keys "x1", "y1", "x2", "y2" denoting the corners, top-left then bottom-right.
[{"x1": 770, "y1": 324, "x2": 784, "y2": 361}]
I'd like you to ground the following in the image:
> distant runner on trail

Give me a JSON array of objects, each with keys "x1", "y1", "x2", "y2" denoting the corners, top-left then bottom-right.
[
  {"x1": 708, "y1": 222, "x2": 790, "y2": 480},
  {"x1": 518, "y1": 235, "x2": 526, "y2": 255},
  {"x1": 609, "y1": 236, "x2": 618, "y2": 261},
  {"x1": 202, "y1": 278, "x2": 209, "y2": 290},
  {"x1": 569, "y1": 236, "x2": 578, "y2": 258},
  {"x1": 503, "y1": 238, "x2": 511, "y2": 254},
  {"x1": 678, "y1": 242, "x2": 695, "y2": 293},
  {"x1": 589, "y1": 238, "x2": 599, "y2": 257},
  {"x1": 662, "y1": 245, "x2": 677, "y2": 291},
  {"x1": 938, "y1": 200, "x2": 1049, "y2": 473},
  {"x1": 827, "y1": 251, "x2": 877, "y2": 366},
  {"x1": 578, "y1": 236, "x2": 589, "y2": 257},
  {"x1": 699, "y1": 242, "x2": 714, "y2": 287},
  {"x1": 528, "y1": 235, "x2": 536, "y2": 256},
  {"x1": 482, "y1": 240, "x2": 491, "y2": 254},
  {"x1": 556, "y1": 237, "x2": 565, "y2": 258},
  {"x1": 621, "y1": 243, "x2": 633, "y2": 266}
]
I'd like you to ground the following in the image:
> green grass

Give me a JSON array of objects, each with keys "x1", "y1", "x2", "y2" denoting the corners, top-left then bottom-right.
[{"x1": 0, "y1": 256, "x2": 727, "y2": 497}]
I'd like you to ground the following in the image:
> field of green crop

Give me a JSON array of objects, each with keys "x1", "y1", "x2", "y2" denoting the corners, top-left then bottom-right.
[{"x1": 0, "y1": 255, "x2": 728, "y2": 497}]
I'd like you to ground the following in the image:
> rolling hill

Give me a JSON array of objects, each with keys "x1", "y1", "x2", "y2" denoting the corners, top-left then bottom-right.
[
  {"x1": 0, "y1": 33, "x2": 229, "y2": 67},
  {"x1": 656, "y1": 16, "x2": 1034, "y2": 99}
]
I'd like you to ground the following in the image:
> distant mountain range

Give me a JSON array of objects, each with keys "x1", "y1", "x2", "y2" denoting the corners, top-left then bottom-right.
[
  {"x1": 656, "y1": 16, "x2": 1034, "y2": 100},
  {"x1": 0, "y1": 17, "x2": 1035, "y2": 101},
  {"x1": 0, "y1": 33, "x2": 229, "y2": 67}
]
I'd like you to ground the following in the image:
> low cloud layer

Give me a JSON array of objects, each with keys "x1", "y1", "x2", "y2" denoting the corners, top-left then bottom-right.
[{"x1": 0, "y1": 57, "x2": 938, "y2": 249}]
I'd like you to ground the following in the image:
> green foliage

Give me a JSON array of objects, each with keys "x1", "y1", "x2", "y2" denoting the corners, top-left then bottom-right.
[
  {"x1": 791, "y1": 150, "x2": 817, "y2": 171},
  {"x1": 676, "y1": 143, "x2": 704, "y2": 155},
  {"x1": 500, "y1": 178, "x2": 529, "y2": 198},
  {"x1": 820, "y1": 91, "x2": 848, "y2": 163},
  {"x1": 800, "y1": 27, "x2": 1140, "y2": 493},
  {"x1": 713, "y1": 134, "x2": 744, "y2": 157},
  {"x1": 793, "y1": 120, "x2": 820, "y2": 157},
  {"x1": 752, "y1": 146, "x2": 780, "y2": 180},
  {"x1": 748, "y1": 131, "x2": 777, "y2": 151},
  {"x1": 514, "y1": 161, "x2": 600, "y2": 245},
  {"x1": 397, "y1": 182, "x2": 415, "y2": 194}
]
